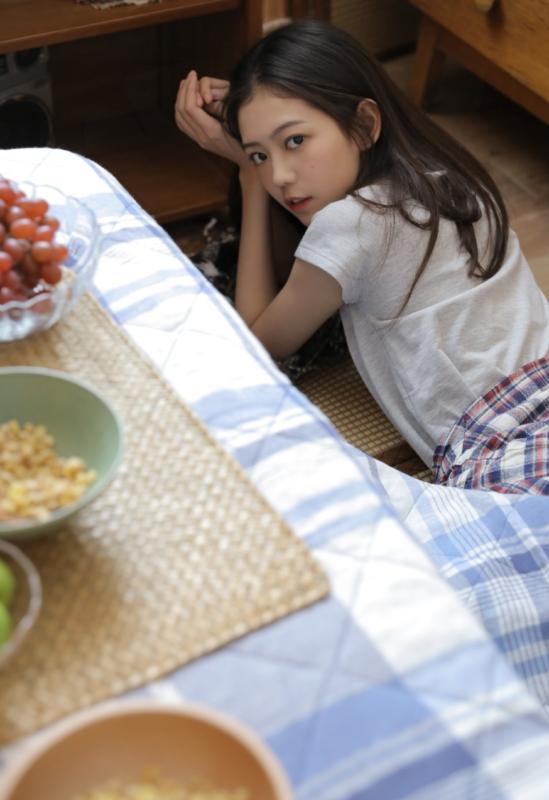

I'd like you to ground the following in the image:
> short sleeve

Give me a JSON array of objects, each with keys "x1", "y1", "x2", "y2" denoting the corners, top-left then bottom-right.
[{"x1": 295, "y1": 194, "x2": 380, "y2": 305}]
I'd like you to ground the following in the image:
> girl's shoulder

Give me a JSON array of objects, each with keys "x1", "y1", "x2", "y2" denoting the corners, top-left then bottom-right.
[
  {"x1": 301, "y1": 183, "x2": 395, "y2": 268},
  {"x1": 309, "y1": 182, "x2": 394, "y2": 234}
]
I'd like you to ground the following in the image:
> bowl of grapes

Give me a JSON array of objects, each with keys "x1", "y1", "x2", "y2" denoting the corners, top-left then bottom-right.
[{"x1": 0, "y1": 177, "x2": 100, "y2": 342}]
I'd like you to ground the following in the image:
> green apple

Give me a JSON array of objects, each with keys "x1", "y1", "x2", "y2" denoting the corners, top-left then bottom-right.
[
  {"x1": 0, "y1": 558, "x2": 15, "y2": 607},
  {"x1": 0, "y1": 602, "x2": 12, "y2": 646}
]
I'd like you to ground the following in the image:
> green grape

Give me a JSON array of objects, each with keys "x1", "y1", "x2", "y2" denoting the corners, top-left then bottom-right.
[{"x1": 0, "y1": 557, "x2": 16, "y2": 606}]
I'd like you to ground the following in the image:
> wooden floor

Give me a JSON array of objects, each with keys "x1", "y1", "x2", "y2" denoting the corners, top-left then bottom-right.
[{"x1": 385, "y1": 53, "x2": 549, "y2": 298}]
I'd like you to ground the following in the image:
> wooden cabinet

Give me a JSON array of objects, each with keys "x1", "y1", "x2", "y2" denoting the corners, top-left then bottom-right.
[
  {"x1": 407, "y1": 0, "x2": 549, "y2": 125},
  {"x1": 0, "y1": 0, "x2": 262, "y2": 222}
]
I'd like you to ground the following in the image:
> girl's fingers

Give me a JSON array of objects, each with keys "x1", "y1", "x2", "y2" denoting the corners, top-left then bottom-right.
[
  {"x1": 198, "y1": 76, "x2": 213, "y2": 105},
  {"x1": 198, "y1": 76, "x2": 230, "y2": 105},
  {"x1": 179, "y1": 72, "x2": 205, "y2": 132},
  {"x1": 175, "y1": 73, "x2": 205, "y2": 140},
  {"x1": 175, "y1": 77, "x2": 193, "y2": 131},
  {"x1": 183, "y1": 70, "x2": 199, "y2": 113},
  {"x1": 198, "y1": 77, "x2": 229, "y2": 121},
  {"x1": 179, "y1": 71, "x2": 200, "y2": 117},
  {"x1": 176, "y1": 72, "x2": 193, "y2": 116},
  {"x1": 203, "y1": 97, "x2": 225, "y2": 121}
]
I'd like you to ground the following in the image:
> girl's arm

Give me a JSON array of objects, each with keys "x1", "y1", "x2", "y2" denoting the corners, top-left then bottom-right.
[
  {"x1": 245, "y1": 254, "x2": 343, "y2": 360},
  {"x1": 236, "y1": 168, "x2": 342, "y2": 360},
  {"x1": 234, "y1": 167, "x2": 277, "y2": 325}
]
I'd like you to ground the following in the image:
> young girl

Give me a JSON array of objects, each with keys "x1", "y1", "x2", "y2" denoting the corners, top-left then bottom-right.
[{"x1": 175, "y1": 19, "x2": 549, "y2": 495}]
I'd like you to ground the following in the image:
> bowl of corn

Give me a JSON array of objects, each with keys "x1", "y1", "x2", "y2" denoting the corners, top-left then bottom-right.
[
  {"x1": 0, "y1": 700, "x2": 294, "y2": 800},
  {"x1": 0, "y1": 367, "x2": 123, "y2": 540},
  {"x1": 0, "y1": 539, "x2": 42, "y2": 667}
]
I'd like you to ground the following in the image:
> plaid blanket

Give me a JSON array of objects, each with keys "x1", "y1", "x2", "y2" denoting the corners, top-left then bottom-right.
[{"x1": 433, "y1": 357, "x2": 549, "y2": 494}]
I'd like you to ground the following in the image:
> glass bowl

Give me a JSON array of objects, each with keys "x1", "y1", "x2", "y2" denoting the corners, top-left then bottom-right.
[
  {"x1": 0, "y1": 539, "x2": 42, "y2": 668},
  {"x1": 0, "y1": 182, "x2": 100, "y2": 342}
]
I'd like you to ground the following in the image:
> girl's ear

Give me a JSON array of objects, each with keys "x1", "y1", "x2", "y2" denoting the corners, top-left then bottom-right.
[{"x1": 356, "y1": 98, "x2": 381, "y2": 149}]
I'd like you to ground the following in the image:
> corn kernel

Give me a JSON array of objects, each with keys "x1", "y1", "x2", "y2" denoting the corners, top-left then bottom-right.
[{"x1": 0, "y1": 420, "x2": 96, "y2": 523}]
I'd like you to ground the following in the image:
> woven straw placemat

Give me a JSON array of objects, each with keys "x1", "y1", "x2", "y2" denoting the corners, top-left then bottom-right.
[
  {"x1": 0, "y1": 294, "x2": 328, "y2": 745},
  {"x1": 297, "y1": 355, "x2": 432, "y2": 482}
]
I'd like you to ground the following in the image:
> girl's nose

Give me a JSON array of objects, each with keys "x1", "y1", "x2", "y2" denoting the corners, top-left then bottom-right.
[{"x1": 270, "y1": 157, "x2": 295, "y2": 187}]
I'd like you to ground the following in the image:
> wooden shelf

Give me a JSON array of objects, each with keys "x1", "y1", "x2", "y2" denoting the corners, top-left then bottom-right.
[
  {"x1": 0, "y1": 0, "x2": 239, "y2": 52},
  {"x1": 58, "y1": 111, "x2": 233, "y2": 223},
  {"x1": 0, "y1": 0, "x2": 261, "y2": 221}
]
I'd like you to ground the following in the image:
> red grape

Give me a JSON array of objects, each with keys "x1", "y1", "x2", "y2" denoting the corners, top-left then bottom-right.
[
  {"x1": 0, "y1": 181, "x2": 16, "y2": 204},
  {"x1": 10, "y1": 217, "x2": 38, "y2": 241},
  {"x1": 0, "y1": 252, "x2": 13, "y2": 273},
  {"x1": 40, "y1": 262, "x2": 62, "y2": 285},
  {"x1": 31, "y1": 241, "x2": 55, "y2": 263},
  {"x1": 33, "y1": 198, "x2": 49, "y2": 218},
  {"x1": 53, "y1": 243, "x2": 69, "y2": 263},
  {"x1": 2, "y1": 269, "x2": 24, "y2": 292},
  {"x1": 17, "y1": 198, "x2": 40, "y2": 218},
  {"x1": 20, "y1": 253, "x2": 40, "y2": 287},
  {"x1": 0, "y1": 286, "x2": 17, "y2": 303},
  {"x1": 3, "y1": 237, "x2": 25, "y2": 264},
  {"x1": 6, "y1": 205, "x2": 25, "y2": 225},
  {"x1": 43, "y1": 215, "x2": 60, "y2": 231},
  {"x1": 35, "y1": 225, "x2": 55, "y2": 243}
]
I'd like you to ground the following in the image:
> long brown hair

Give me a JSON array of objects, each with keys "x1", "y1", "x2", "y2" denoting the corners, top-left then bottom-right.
[{"x1": 224, "y1": 19, "x2": 509, "y2": 311}]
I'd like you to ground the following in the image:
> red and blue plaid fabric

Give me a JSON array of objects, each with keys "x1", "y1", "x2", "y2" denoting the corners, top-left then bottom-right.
[{"x1": 433, "y1": 357, "x2": 549, "y2": 494}]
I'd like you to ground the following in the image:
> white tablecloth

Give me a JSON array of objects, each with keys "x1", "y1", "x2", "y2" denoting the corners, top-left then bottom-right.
[{"x1": 2, "y1": 148, "x2": 549, "y2": 799}]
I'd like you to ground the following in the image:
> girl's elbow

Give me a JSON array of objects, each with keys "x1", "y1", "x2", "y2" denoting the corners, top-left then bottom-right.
[
  {"x1": 249, "y1": 323, "x2": 300, "y2": 361},
  {"x1": 235, "y1": 298, "x2": 260, "y2": 330}
]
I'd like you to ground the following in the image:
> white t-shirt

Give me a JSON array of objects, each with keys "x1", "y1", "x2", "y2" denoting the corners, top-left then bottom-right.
[{"x1": 295, "y1": 185, "x2": 549, "y2": 466}]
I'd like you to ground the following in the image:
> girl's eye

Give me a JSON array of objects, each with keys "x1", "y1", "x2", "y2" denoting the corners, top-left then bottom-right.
[
  {"x1": 250, "y1": 152, "x2": 267, "y2": 166},
  {"x1": 286, "y1": 135, "x2": 304, "y2": 150}
]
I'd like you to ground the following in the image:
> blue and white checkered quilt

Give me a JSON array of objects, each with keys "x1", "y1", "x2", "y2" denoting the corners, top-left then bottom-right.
[{"x1": 2, "y1": 148, "x2": 549, "y2": 799}]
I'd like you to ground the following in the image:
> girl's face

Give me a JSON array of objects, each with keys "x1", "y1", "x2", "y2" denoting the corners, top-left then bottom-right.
[{"x1": 239, "y1": 88, "x2": 362, "y2": 225}]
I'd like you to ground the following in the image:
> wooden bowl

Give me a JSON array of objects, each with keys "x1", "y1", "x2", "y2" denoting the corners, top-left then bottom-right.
[{"x1": 0, "y1": 700, "x2": 294, "y2": 800}]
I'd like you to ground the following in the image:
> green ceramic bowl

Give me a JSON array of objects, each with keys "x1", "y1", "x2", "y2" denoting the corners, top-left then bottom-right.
[{"x1": 0, "y1": 367, "x2": 123, "y2": 541}]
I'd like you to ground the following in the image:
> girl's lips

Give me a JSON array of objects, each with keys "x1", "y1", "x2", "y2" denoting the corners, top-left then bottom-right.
[{"x1": 287, "y1": 197, "x2": 311, "y2": 213}]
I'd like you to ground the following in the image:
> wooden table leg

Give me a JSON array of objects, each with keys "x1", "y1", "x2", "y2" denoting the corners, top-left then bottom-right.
[{"x1": 408, "y1": 15, "x2": 446, "y2": 107}]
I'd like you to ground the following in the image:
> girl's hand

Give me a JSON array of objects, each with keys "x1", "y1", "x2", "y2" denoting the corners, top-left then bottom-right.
[
  {"x1": 175, "y1": 71, "x2": 246, "y2": 168},
  {"x1": 196, "y1": 75, "x2": 229, "y2": 119}
]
